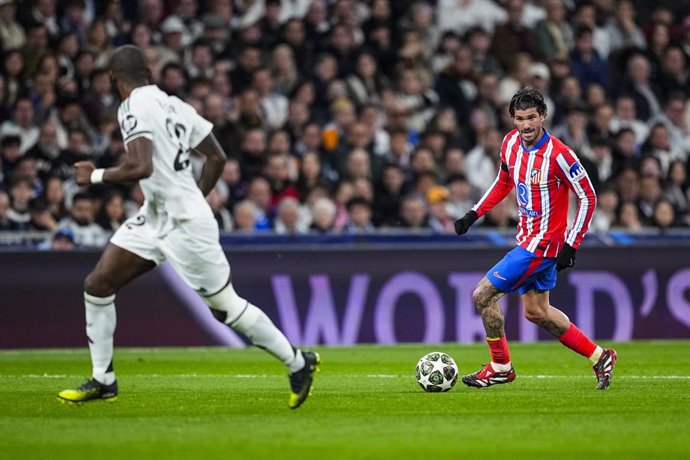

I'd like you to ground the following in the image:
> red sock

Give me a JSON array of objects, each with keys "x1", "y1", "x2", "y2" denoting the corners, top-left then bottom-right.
[
  {"x1": 559, "y1": 323, "x2": 597, "y2": 358},
  {"x1": 487, "y1": 336, "x2": 511, "y2": 364}
]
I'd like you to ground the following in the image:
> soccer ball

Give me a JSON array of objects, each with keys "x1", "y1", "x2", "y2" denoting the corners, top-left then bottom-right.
[{"x1": 415, "y1": 351, "x2": 459, "y2": 392}]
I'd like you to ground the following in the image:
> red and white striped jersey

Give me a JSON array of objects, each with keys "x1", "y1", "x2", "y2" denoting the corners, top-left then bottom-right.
[{"x1": 473, "y1": 129, "x2": 597, "y2": 257}]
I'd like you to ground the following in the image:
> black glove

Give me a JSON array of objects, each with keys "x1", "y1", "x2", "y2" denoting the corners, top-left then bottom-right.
[
  {"x1": 454, "y1": 210, "x2": 479, "y2": 235},
  {"x1": 556, "y1": 244, "x2": 577, "y2": 272}
]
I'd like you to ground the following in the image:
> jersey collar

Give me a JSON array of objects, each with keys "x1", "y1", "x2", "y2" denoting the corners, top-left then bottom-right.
[{"x1": 521, "y1": 128, "x2": 550, "y2": 152}]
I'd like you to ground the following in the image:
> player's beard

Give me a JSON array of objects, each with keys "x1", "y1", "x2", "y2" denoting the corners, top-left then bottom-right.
[{"x1": 521, "y1": 127, "x2": 540, "y2": 144}]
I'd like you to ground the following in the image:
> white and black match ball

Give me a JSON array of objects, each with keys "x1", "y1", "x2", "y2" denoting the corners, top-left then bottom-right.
[{"x1": 415, "y1": 351, "x2": 459, "y2": 392}]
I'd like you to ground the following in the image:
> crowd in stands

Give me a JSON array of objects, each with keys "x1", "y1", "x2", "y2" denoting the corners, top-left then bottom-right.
[{"x1": 0, "y1": 0, "x2": 689, "y2": 248}]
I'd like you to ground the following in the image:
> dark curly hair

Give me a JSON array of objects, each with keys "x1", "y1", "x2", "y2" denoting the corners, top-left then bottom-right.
[{"x1": 509, "y1": 87, "x2": 547, "y2": 118}]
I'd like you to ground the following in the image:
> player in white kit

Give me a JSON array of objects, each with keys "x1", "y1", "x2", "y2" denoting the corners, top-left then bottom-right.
[{"x1": 57, "y1": 45, "x2": 319, "y2": 409}]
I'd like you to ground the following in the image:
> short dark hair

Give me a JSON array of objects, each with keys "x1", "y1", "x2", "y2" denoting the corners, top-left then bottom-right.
[
  {"x1": 72, "y1": 192, "x2": 93, "y2": 204},
  {"x1": 110, "y1": 45, "x2": 150, "y2": 86},
  {"x1": 1, "y1": 135, "x2": 21, "y2": 147},
  {"x1": 346, "y1": 196, "x2": 370, "y2": 212},
  {"x1": 509, "y1": 87, "x2": 547, "y2": 118}
]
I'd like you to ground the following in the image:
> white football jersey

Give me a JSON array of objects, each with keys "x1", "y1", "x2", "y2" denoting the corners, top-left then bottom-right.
[{"x1": 117, "y1": 85, "x2": 214, "y2": 228}]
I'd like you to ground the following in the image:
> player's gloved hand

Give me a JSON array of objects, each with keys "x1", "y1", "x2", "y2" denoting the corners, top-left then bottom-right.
[
  {"x1": 556, "y1": 244, "x2": 577, "y2": 271},
  {"x1": 454, "y1": 210, "x2": 479, "y2": 235}
]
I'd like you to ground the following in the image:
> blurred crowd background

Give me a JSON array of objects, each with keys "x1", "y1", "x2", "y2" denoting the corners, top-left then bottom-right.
[{"x1": 0, "y1": 0, "x2": 689, "y2": 249}]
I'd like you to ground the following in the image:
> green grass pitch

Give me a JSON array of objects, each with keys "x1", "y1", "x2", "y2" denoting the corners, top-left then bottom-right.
[{"x1": 1, "y1": 341, "x2": 689, "y2": 460}]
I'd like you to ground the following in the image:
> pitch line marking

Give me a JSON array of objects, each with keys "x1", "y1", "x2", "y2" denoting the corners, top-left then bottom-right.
[{"x1": 7, "y1": 373, "x2": 690, "y2": 380}]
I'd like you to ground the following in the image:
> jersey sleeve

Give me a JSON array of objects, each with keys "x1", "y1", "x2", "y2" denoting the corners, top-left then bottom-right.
[
  {"x1": 555, "y1": 148, "x2": 597, "y2": 249},
  {"x1": 472, "y1": 135, "x2": 514, "y2": 217},
  {"x1": 186, "y1": 105, "x2": 214, "y2": 149},
  {"x1": 118, "y1": 92, "x2": 154, "y2": 146}
]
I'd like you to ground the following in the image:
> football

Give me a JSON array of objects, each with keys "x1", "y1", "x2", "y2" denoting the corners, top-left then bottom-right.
[{"x1": 415, "y1": 351, "x2": 459, "y2": 392}]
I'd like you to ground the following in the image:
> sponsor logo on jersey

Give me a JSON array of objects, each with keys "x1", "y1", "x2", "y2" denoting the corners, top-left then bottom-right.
[
  {"x1": 530, "y1": 168, "x2": 542, "y2": 184},
  {"x1": 518, "y1": 206, "x2": 541, "y2": 217},
  {"x1": 517, "y1": 183, "x2": 529, "y2": 206},
  {"x1": 568, "y1": 161, "x2": 585, "y2": 180}
]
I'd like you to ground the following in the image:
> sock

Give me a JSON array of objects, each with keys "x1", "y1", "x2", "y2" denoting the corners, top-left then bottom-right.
[
  {"x1": 230, "y1": 302, "x2": 305, "y2": 373},
  {"x1": 559, "y1": 323, "x2": 599, "y2": 361},
  {"x1": 487, "y1": 336, "x2": 511, "y2": 371},
  {"x1": 588, "y1": 346, "x2": 604, "y2": 364},
  {"x1": 84, "y1": 292, "x2": 117, "y2": 385}
]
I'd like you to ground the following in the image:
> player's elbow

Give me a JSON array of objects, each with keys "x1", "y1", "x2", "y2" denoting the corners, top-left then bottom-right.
[{"x1": 136, "y1": 162, "x2": 153, "y2": 179}]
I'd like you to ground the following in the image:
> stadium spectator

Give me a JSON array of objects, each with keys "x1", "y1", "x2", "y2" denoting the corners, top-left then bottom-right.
[
  {"x1": 649, "y1": 93, "x2": 690, "y2": 154},
  {"x1": 0, "y1": 134, "x2": 21, "y2": 179},
  {"x1": 611, "y1": 95, "x2": 649, "y2": 143},
  {"x1": 652, "y1": 198, "x2": 677, "y2": 230},
  {"x1": 657, "y1": 46, "x2": 690, "y2": 101},
  {"x1": 274, "y1": 196, "x2": 308, "y2": 234},
  {"x1": 57, "y1": 191, "x2": 108, "y2": 246},
  {"x1": 426, "y1": 185, "x2": 454, "y2": 233},
  {"x1": 6, "y1": 175, "x2": 34, "y2": 230},
  {"x1": 344, "y1": 196, "x2": 375, "y2": 234},
  {"x1": 48, "y1": 226, "x2": 76, "y2": 250},
  {"x1": 490, "y1": 0, "x2": 542, "y2": 72},
  {"x1": 569, "y1": 25, "x2": 609, "y2": 93},
  {"x1": 591, "y1": 186, "x2": 619, "y2": 233},
  {"x1": 398, "y1": 192, "x2": 429, "y2": 229},
  {"x1": 231, "y1": 199, "x2": 257, "y2": 233},
  {"x1": 604, "y1": 0, "x2": 646, "y2": 54},
  {"x1": 0, "y1": 97, "x2": 39, "y2": 154},
  {"x1": 28, "y1": 196, "x2": 58, "y2": 231},
  {"x1": 464, "y1": 128, "x2": 502, "y2": 194},
  {"x1": 0, "y1": 0, "x2": 25, "y2": 52},
  {"x1": 436, "y1": 0, "x2": 507, "y2": 37},
  {"x1": 42, "y1": 175, "x2": 67, "y2": 221},
  {"x1": 309, "y1": 196, "x2": 336, "y2": 233},
  {"x1": 664, "y1": 160, "x2": 688, "y2": 214},
  {"x1": 246, "y1": 176, "x2": 274, "y2": 231},
  {"x1": 614, "y1": 200, "x2": 643, "y2": 232},
  {"x1": 0, "y1": 189, "x2": 12, "y2": 230},
  {"x1": 95, "y1": 191, "x2": 126, "y2": 233}
]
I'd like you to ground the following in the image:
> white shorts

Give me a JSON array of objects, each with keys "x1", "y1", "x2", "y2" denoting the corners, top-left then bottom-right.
[{"x1": 111, "y1": 212, "x2": 230, "y2": 295}]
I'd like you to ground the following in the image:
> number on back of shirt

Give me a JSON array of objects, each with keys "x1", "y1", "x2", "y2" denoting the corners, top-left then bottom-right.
[{"x1": 166, "y1": 118, "x2": 190, "y2": 171}]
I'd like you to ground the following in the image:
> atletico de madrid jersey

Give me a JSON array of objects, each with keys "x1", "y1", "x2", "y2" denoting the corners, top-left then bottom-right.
[{"x1": 473, "y1": 129, "x2": 597, "y2": 258}]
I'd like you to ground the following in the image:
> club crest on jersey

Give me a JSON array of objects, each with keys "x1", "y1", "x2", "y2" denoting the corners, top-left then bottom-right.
[
  {"x1": 530, "y1": 168, "x2": 542, "y2": 184},
  {"x1": 568, "y1": 161, "x2": 585, "y2": 180},
  {"x1": 122, "y1": 114, "x2": 138, "y2": 134}
]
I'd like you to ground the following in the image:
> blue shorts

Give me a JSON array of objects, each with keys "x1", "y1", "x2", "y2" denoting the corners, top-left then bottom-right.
[{"x1": 486, "y1": 246, "x2": 557, "y2": 295}]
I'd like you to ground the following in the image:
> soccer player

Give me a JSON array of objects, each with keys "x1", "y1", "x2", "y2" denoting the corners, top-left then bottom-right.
[
  {"x1": 454, "y1": 88, "x2": 617, "y2": 390},
  {"x1": 57, "y1": 45, "x2": 319, "y2": 409}
]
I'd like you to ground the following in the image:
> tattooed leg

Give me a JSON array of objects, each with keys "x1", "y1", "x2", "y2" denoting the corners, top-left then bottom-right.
[
  {"x1": 521, "y1": 289, "x2": 570, "y2": 338},
  {"x1": 472, "y1": 277, "x2": 506, "y2": 338}
]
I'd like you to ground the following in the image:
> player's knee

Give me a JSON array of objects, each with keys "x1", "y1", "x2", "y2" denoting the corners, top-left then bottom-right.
[
  {"x1": 472, "y1": 287, "x2": 489, "y2": 311},
  {"x1": 524, "y1": 307, "x2": 548, "y2": 324},
  {"x1": 203, "y1": 282, "x2": 247, "y2": 325},
  {"x1": 84, "y1": 272, "x2": 116, "y2": 298},
  {"x1": 209, "y1": 308, "x2": 227, "y2": 323}
]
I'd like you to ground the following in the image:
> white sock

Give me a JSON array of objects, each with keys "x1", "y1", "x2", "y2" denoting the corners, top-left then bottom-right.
[
  {"x1": 490, "y1": 361, "x2": 512, "y2": 372},
  {"x1": 230, "y1": 302, "x2": 305, "y2": 373},
  {"x1": 588, "y1": 346, "x2": 604, "y2": 364},
  {"x1": 84, "y1": 292, "x2": 117, "y2": 385}
]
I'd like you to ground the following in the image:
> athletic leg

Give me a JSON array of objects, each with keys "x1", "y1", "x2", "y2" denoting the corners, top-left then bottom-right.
[
  {"x1": 161, "y1": 218, "x2": 320, "y2": 407},
  {"x1": 462, "y1": 276, "x2": 517, "y2": 388},
  {"x1": 58, "y1": 243, "x2": 157, "y2": 402},
  {"x1": 84, "y1": 243, "x2": 156, "y2": 383},
  {"x1": 203, "y1": 277, "x2": 306, "y2": 372},
  {"x1": 521, "y1": 289, "x2": 617, "y2": 389}
]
